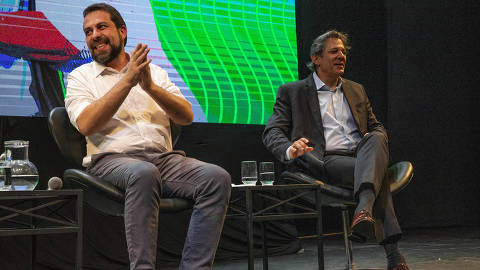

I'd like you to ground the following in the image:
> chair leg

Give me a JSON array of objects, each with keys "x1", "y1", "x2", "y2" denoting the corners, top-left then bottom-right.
[
  {"x1": 315, "y1": 189, "x2": 324, "y2": 270},
  {"x1": 261, "y1": 222, "x2": 268, "y2": 270},
  {"x1": 246, "y1": 190, "x2": 254, "y2": 270},
  {"x1": 342, "y1": 207, "x2": 355, "y2": 270}
]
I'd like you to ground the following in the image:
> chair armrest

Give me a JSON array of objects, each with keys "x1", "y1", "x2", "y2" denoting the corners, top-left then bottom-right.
[
  {"x1": 281, "y1": 171, "x2": 354, "y2": 200},
  {"x1": 64, "y1": 169, "x2": 124, "y2": 202},
  {"x1": 64, "y1": 169, "x2": 125, "y2": 216},
  {"x1": 64, "y1": 169, "x2": 193, "y2": 214},
  {"x1": 389, "y1": 161, "x2": 414, "y2": 195}
]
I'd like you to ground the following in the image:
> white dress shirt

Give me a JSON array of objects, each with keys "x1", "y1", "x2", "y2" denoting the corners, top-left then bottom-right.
[{"x1": 65, "y1": 61, "x2": 188, "y2": 166}]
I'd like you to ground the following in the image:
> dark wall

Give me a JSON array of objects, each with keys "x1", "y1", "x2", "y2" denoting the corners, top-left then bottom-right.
[
  {"x1": 296, "y1": 0, "x2": 480, "y2": 228},
  {"x1": 386, "y1": 0, "x2": 480, "y2": 227},
  {"x1": 175, "y1": 123, "x2": 277, "y2": 182},
  {"x1": 296, "y1": 0, "x2": 388, "y2": 124}
]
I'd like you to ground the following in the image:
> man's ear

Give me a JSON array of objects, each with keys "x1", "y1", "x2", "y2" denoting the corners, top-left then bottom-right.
[
  {"x1": 310, "y1": 53, "x2": 319, "y2": 65},
  {"x1": 120, "y1": 25, "x2": 127, "y2": 44},
  {"x1": 311, "y1": 53, "x2": 321, "y2": 65}
]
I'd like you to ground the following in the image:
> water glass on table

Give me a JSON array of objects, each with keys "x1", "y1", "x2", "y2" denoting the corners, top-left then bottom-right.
[
  {"x1": 0, "y1": 162, "x2": 12, "y2": 191},
  {"x1": 259, "y1": 161, "x2": 275, "y2": 185},
  {"x1": 241, "y1": 161, "x2": 258, "y2": 186}
]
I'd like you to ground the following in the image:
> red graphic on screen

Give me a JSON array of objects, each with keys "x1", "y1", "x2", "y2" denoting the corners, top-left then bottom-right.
[{"x1": 0, "y1": 11, "x2": 79, "y2": 62}]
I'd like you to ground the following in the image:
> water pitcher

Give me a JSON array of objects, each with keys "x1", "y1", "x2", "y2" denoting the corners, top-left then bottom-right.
[{"x1": 0, "y1": 140, "x2": 39, "y2": 191}]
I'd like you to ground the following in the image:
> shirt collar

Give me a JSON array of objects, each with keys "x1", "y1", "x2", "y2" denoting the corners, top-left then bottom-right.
[
  {"x1": 92, "y1": 61, "x2": 109, "y2": 77},
  {"x1": 312, "y1": 72, "x2": 342, "y2": 92},
  {"x1": 92, "y1": 54, "x2": 130, "y2": 77}
]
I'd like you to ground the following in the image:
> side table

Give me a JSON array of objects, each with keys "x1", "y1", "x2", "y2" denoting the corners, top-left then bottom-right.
[
  {"x1": 228, "y1": 184, "x2": 324, "y2": 270},
  {"x1": 0, "y1": 190, "x2": 83, "y2": 270}
]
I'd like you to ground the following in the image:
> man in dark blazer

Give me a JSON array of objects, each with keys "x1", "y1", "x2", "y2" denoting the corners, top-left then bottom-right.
[{"x1": 263, "y1": 30, "x2": 409, "y2": 270}]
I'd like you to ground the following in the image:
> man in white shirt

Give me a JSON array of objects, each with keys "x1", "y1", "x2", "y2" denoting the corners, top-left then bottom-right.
[{"x1": 65, "y1": 3, "x2": 231, "y2": 270}]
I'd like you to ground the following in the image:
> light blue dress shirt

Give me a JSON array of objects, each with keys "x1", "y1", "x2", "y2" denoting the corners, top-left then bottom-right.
[
  {"x1": 312, "y1": 72, "x2": 361, "y2": 152},
  {"x1": 285, "y1": 73, "x2": 362, "y2": 160}
]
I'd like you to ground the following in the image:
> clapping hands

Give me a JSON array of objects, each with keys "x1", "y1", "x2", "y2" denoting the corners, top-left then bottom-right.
[{"x1": 124, "y1": 43, "x2": 152, "y2": 89}]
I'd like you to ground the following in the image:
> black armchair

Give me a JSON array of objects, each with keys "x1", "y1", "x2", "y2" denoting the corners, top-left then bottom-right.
[
  {"x1": 281, "y1": 152, "x2": 413, "y2": 270},
  {"x1": 47, "y1": 107, "x2": 192, "y2": 217}
]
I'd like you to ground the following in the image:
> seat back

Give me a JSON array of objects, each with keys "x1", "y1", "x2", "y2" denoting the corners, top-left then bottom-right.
[
  {"x1": 170, "y1": 118, "x2": 182, "y2": 147},
  {"x1": 48, "y1": 107, "x2": 85, "y2": 167}
]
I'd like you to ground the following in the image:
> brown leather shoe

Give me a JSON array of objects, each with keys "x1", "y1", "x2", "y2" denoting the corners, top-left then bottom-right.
[
  {"x1": 349, "y1": 209, "x2": 375, "y2": 243},
  {"x1": 388, "y1": 262, "x2": 409, "y2": 270}
]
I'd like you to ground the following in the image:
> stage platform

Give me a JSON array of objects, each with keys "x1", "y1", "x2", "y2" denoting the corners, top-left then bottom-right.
[{"x1": 205, "y1": 226, "x2": 479, "y2": 270}]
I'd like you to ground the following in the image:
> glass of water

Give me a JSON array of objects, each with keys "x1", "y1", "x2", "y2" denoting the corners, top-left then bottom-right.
[
  {"x1": 0, "y1": 162, "x2": 12, "y2": 191},
  {"x1": 259, "y1": 161, "x2": 275, "y2": 186},
  {"x1": 241, "y1": 161, "x2": 258, "y2": 186}
]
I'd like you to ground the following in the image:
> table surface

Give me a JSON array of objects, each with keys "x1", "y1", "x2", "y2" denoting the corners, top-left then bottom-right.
[
  {"x1": 0, "y1": 189, "x2": 83, "y2": 199},
  {"x1": 231, "y1": 183, "x2": 321, "y2": 191},
  {"x1": 0, "y1": 189, "x2": 82, "y2": 194}
]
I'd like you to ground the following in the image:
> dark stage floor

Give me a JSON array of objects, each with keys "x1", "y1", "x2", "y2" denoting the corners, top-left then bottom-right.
[{"x1": 210, "y1": 227, "x2": 480, "y2": 270}]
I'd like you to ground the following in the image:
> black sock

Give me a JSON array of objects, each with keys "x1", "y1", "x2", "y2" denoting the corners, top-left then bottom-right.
[
  {"x1": 355, "y1": 188, "x2": 375, "y2": 214},
  {"x1": 384, "y1": 242, "x2": 406, "y2": 268}
]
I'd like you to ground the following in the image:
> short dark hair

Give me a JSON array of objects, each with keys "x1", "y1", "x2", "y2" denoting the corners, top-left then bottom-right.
[
  {"x1": 83, "y1": 3, "x2": 127, "y2": 46},
  {"x1": 306, "y1": 30, "x2": 350, "y2": 71}
]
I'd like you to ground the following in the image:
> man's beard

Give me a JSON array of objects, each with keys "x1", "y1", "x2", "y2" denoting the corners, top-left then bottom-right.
[{"x1": 91, "y1": 40, "x2": 122, "y2": 65}]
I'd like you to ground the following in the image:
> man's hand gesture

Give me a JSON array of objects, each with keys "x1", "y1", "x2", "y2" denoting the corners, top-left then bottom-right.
[
  {"x1": 124, "y1": 43, "x2": 151, "y2": 88},
  {"x1": 139, "y1": 55, "x2": 153, "y2": 91},
  {"x1": 289, "y1": 138, "x2": 314, "y2": 159}
]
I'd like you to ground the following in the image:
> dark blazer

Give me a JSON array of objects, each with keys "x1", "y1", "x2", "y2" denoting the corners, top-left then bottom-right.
[{"x1": 263, "y1": 74, "x2": 386, "y2": 172}]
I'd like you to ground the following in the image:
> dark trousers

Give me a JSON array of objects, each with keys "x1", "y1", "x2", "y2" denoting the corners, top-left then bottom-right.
[
  {"x1": 322, "y1": 131, "x2": 401, "y2": 243},
  {"x1": 87, "y1": 151, "x2": 231, "y2": 270}
]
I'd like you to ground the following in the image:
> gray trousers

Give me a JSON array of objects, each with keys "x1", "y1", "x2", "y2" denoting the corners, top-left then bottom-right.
[
  {"x1": 322, "y1": 131, "x2": 401, "y2": 243},
  {"x1": 87, "y1": 150, "x2": 231, "y2": 270}
]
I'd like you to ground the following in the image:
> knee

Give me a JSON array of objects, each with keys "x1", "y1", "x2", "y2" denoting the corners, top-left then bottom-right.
[
  {"x1": 367, "y1": 130, "x2": 387, "y2": 141},
  {"x1": 365, "y1": 131, "x2": 388, "y2": 148},
  {"x1": 198, "y1": 164, "x2": 231, "y2": 202},
  {"x1": 126, "y1": 162, "x2": 161, "y2": 193}
]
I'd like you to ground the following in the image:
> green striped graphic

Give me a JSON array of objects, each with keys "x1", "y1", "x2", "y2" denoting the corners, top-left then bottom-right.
[{"x1": 150, "y1": 0, "x2": 297, "y2": 124}]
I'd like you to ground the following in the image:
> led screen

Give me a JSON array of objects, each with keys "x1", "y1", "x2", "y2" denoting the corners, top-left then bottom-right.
[{"x1": 0, "y1": 0, "x2": 297, "y2": 124}]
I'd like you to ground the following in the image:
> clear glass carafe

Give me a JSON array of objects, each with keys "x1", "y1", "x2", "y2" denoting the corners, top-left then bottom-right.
[{"x1": 0, "y1": 140, "x2": 39, "y2": 191}]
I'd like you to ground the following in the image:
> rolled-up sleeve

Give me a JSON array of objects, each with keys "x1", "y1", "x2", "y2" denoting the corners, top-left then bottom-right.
[
  {"x1": 64, "y1": 70, "x2": 95, "y2": 129},
  {"x1": 151, "y1": 65, "x2": 189, "y2": 102}
]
